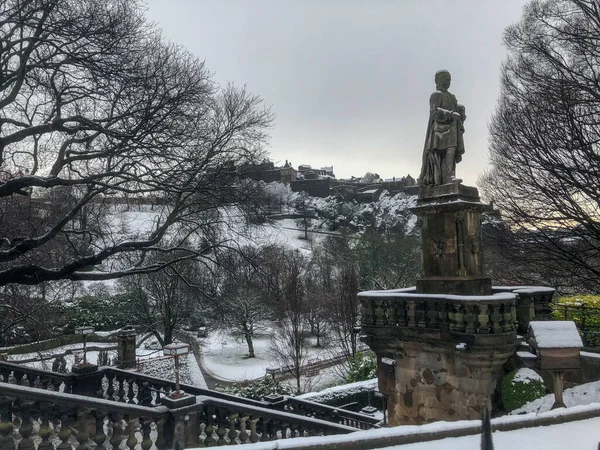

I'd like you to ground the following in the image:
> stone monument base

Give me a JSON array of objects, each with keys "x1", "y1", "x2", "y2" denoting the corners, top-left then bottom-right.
[{"x1": 378, "y1": 341, "x2": 513, "y2": 425}]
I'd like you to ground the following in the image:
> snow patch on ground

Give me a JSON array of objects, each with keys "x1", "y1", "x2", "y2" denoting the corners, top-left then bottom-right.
[{"x1": 512, "y1": 379, "x2": 600, "y2": 414}]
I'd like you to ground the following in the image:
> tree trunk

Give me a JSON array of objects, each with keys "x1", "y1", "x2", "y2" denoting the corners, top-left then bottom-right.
[{"x1": 246, "y1": 334, "x2": 255, "y2": 358}]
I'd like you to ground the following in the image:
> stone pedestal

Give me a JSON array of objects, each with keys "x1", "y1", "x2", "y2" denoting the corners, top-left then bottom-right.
[
  {"x1": 360, "y1": 289, "x2": 517, "y2": 425},
  {"x1": 414, "y1": 182, "x2": 491, "y2": 295},
  {"x1": 71, "y1": 364, "x2": 102, "y2": 397},
  {"x1": 117, "y1": 326, "x2": 137, "y2": 369},
  {"x1": 359, "y1": 182, "x2": 519, "y2": 425}
]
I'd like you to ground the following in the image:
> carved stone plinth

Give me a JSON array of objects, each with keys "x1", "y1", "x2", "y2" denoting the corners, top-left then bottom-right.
[
  {"x1": 359, "y1": 290, "x2": 517, "y2": 425},
  {"x1": 414, "y1": 182, "x2": 491, "y2": 295}
]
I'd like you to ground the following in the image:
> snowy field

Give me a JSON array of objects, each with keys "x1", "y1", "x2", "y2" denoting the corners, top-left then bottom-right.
[{"x1": 201, "y1": 327, "x2": 346, "y2": 387}]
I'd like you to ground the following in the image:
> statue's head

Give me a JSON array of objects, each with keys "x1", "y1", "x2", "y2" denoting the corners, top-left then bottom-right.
[{"x1": 435, "y1": 70, "x2": 451, "y2": 90}]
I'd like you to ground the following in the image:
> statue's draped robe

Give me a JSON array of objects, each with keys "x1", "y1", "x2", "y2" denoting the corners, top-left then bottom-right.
[{"x1": 419, "y1": 90, "x2": 465, "y2": 186}]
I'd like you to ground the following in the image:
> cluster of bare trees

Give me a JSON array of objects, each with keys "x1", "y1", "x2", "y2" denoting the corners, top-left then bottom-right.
[
  {"x1": 480, "y1": 0, "x2": 600, "y2": 293},
  {"x1": 0, "y1": 0, "x2": 272, "y2": 287},
  {"x1": 0, "y1": 0, "x2": 272, "y2": 339}
]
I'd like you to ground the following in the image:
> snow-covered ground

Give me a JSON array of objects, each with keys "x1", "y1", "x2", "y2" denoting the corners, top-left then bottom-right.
[
  {"x1": 234, "y1": 404, "x2": 600, "y2": 450},
  {"x1": 11, "y1": 341, "x2": 117, "y2": 371},
  {"x1": 201, "y1": 328, "x2": 346, "y2": 388},
  {"x1": 379, "y1": 416, "x2": 600, "y2": 450},
  {"x1": 513, "y1": 379, "x2": 600, "y2": 415}
]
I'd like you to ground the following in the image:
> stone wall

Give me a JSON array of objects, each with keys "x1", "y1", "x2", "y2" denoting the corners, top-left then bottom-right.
[{"x1": 378, "y1": 341, "x2": 510, "y2": 425}]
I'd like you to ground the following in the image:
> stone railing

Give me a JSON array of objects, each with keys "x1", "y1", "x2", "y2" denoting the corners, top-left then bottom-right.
[
  {"x1": 0, "y1": 361, "x2": 380, "y2": 448},
  {"x1": 282, "y1": 397, "x2": 380, "y2": 430},
  {"x1": 492, "y1": 286, "x2": 555, "y2": 333},
  {"x1": 0, "y1": 381, "x2": 356, "y2": 449},
  {"x1": 359, "y1": 290, "x2": 518, "y2": 340}
]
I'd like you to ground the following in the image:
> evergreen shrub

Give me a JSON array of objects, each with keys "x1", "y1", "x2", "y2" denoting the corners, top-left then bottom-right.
[
  {"x1": 215, "y1": 376, "x2": 293, "y2": 400},
  {"x1": 501, "y1": 368, "x2": 546, "y2": 411}
]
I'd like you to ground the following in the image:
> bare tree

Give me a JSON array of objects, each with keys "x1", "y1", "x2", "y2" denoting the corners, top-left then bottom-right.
[
  {"x1": 119, "y1": 255, "x2": 212, "y2": 346},
  {"x1": 216, "y1": 248, "x2": 271, "y2": 358},
  {"x1": 269, "y1": 250, "x2": 310, "y2": 394},
  {"x1": 480, "y1": 0, "x2": 600, "y2": 293},
  {"x1": 0, "y1": 0, "x2": 272, "y2": 287}
]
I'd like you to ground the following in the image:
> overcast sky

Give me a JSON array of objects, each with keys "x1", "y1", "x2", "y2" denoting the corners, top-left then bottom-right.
[{"x1": 144, "y1": 0, "x2": 529, "y2": 186}]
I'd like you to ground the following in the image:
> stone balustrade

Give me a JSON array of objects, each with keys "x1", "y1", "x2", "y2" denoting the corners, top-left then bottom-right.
[
  {"x1": 0, "y1": 361, "x2": 379, "y2": 448},
  {"x1": 359, "y1": 289, "x2": 517, "y2": 342},
  {"x1": 282, "y1": 397, "x2": 381, "y2": 430},
  {"x1": 0, "y1": 381, "x2": 357, "y2": 449}
]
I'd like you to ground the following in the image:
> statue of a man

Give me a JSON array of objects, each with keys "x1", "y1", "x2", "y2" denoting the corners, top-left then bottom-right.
[{"x1": 418, "y1": 70, "x2": 466, "y2": 186}]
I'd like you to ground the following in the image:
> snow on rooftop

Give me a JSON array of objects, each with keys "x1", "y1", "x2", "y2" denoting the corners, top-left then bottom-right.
[{"x1": 529, "y1": 321, "x2": 583, "y2": 349}]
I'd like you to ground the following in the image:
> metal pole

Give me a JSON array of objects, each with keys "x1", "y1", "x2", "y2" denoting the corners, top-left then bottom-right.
[
  {"x1": 83, "y1": 334, "x2": 88, "y2": 365},
  {"x1": 174, "y1": 355, "x2": 180, "y2": 396}
]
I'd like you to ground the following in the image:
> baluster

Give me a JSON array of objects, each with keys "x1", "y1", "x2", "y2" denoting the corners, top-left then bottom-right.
[
  {"x1": 139, "y1": 382, "x2": 152, "y2": 407},
  {"x1": 269, "y1": 420, "x2": 280, "y2": 440},
  {"x1": 57, "y1": 407, "x2": 77, "y2": 450},
  {"x1": 117, "y1": 375, "x2": 126, "y2": 402},
  {"x1": 154, "y1": 383, "x2": 164, "y2": 404},
  {"x1": 249, "y1": 418, "x2": 260, "y2": 443},
  {"x1": 478, "y1": 304, "x2": 490, "y2": 333},
  {"x1": 490, "y1": 304, "x2": 503, "y2": 333},
  {"x1": 374, "y1": 301, "x2": 385, "y2": 326},
  {"x1": 40, "y1": 378, "x2": 49, "y2": 391},
  {"x1": 109, "y1": 413, "x2": 125, "y2": 450},
  {"x1": 126, "y1": 379, "x2": 136, "y2": 404},
  {"x1": 63, "y1": 377, "x2": 74, "y2": 394},
  {"x1": 13, "y1": 371, "x2": 24, "y2": 386},
  {"x1": 37, "y1": 402, "x2": 54, "y2": 450},
  {"x1": 227, "y1": 412, "x2": 238, "y2": 444},
  {"x1": 259, "y1": 418, "x2": 270, "y2": 442},
  {"x1": 203, "y1": 406, "x2": 216, "y2": 447},
  {"x1": 427, "y1": 301, "x2": 439, "y2": 327},
  {"x1": 406, "y1": 300, "x2": 416, "y2": 327},
  {"x1": 397, "y1": 299, "x2": 407, "y2": 326},
  {"x1": 125, "y1": 415, "x2": 138, "y2": 450},
  {"x1": 238, "y1": 415, "x2": 250, "y2": 444},
  {"x1": 360, "y1": 299, "x2": 373, "y2": 326},
  {"x1": 215, "y1": 409, "x2": 227, "y2": 445},
  {"x1": 502, "y1": 303, "x2": 514, "y2": 332},
  {"x1": 74, "y1": 411, "x2": 92, "y2": 450},
  {"x1": 438, "y1": 301, "x2": 449, "y2": 330},
  {"x1": 140, "y1": 418, "x2": 153, "y2": 450},
  {"x1": 25, "y1": 373, "x2": 36, "y2": 388},
  {"x1": 464, "y1": 305, "x2": 475, "y2": 334},
  {"x1": 416, "y1": 301, "x2": 426, "y2": 328},
  {"x1": 15, "y1": 400, "x2": 35, "y2": 450},
  {"x1": 0, "y1": 396, "x2": 14, "y2": 450},
  {"x1": 382, "y1": 301, "x2": 389, "y2": 326},
  {"x1": 105, "y1": 372, "x2": 115, "y2": 401},
  {"x1": 387, "y1": 300, "x2": 397, "y2": 326},
  {"x1": 93, "y1": 411, "x2": 108, "y2": 450},
  {"x1": 50, "y1": 378, "x2": 62, "y2": 392},
  {"x1": 155, "y1": 417, "x2": 166, "y2": 450},
  {"x1": 0, "y1": 367, "x2": 9, "y2": 383}
]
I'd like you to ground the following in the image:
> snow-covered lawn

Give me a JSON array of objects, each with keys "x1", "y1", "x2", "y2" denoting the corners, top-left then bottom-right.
[
  {"x1": 201, "y1": 328, "x2": 347, "y2": 389},
  {"x1": 201, "y1": 330, "x2": 273, "y2": 382}
]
